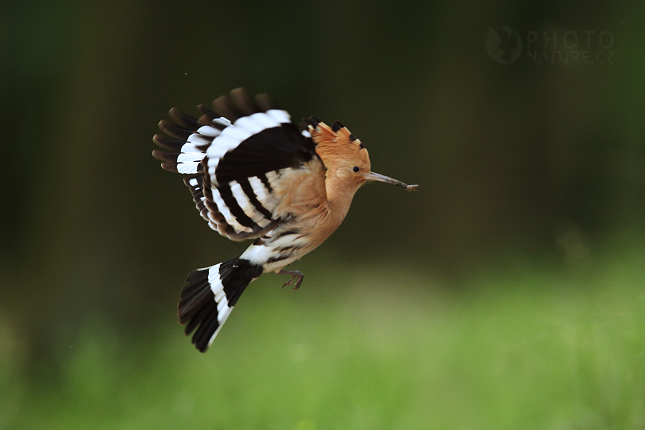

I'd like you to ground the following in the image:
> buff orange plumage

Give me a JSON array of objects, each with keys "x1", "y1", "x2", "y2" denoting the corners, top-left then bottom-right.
[{"x1": 153, "y1": 88, "x2": 418, "y2": 352}]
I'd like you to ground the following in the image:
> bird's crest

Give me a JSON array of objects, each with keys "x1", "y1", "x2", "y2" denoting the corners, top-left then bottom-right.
[{"x1": 301, "y1": 116, "x2": 370, "y2": 169}]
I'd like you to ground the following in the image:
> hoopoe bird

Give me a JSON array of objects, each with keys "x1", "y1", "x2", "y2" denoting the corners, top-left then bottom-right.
[{"x1": 153, "y1": 88, "x2": 418, "y2": 352}]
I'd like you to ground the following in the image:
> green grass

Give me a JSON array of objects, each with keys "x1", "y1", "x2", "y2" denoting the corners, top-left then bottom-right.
[{"x1": 2, "y1": 257, "x2": 645, "y2": 429}]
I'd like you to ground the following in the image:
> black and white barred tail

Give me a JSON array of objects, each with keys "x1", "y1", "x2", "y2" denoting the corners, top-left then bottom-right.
[{"x1": 178, "y1": 257, "x2": 263, "y2": 352}]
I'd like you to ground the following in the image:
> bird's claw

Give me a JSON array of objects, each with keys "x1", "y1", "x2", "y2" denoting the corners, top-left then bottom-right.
[{"x1": 278, "y1": 270, "x2": 304, "y2": 290}]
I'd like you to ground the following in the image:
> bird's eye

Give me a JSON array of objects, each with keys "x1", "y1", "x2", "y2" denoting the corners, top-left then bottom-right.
[{"x1": 353, "y1": 166, "x2": 360, "y2": 172}]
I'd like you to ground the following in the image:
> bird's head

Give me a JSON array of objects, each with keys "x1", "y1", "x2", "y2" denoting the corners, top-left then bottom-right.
[{"x1": 302, "y1": 117, "x2": 418, "y2": 193}]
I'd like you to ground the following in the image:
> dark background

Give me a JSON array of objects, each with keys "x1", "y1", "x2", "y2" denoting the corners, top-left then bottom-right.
[{"x1": 1, "y1": 0, "x2": 644, "y2": 425}]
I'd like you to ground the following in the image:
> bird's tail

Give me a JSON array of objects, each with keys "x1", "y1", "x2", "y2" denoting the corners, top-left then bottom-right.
[{"x1": 177, "y1": 257, "x2": 263, "y2": 352}]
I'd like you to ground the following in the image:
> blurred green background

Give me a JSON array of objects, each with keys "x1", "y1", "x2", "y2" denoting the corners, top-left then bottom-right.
[{"x1": 2, "y1": 0, "x2": 644, "y2": 428}]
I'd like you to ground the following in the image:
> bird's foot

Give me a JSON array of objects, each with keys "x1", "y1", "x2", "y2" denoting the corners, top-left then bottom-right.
[{"x1": 278, "y1": 270, "x2": 304, "y2": 290}]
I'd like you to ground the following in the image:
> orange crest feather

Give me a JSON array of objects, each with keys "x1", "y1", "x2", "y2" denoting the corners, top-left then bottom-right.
[{"x1": 305, "y1": 118, "x2": 371, "y2": 171}]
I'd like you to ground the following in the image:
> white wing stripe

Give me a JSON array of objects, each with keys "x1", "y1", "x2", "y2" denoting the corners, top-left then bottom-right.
[
  {"x1": 206, "y1": 111, "x2": 292, "y2": 183},
  {"x1": 187, "y1": 133, "x2": 212, "y2": 145},
  {"x1": 180, "y1": 142, "x2": 201, "y2": 154},
  {"x1": 248, "y1": 176, "x2": 269, "y2": 201},
  {"x1": 265, "y1": 170, "x2": 280, "y2": 187},
  {"x1": 196, "y1": 125, "x2": 221, "y2": 137},
  {"x1": 248, "y1": 175, "x2": 279, "y2": 215},
  {"x1": 229, "y1": 180, "x2": 271, "y2": 227},
  {"x1": 213, "y1": 117, "x2": 231, "y2": 127},
  {"x1": 177, "y1": 152, "x2": 204, "y2": 163},
  {"x1": 206, "y1": 129, "x2": 252, "y2": 178},
  {"x1": 235, "y1": 114, "x2": 275, "y2": 134},
  {"x1": 177, "y1": 162, "x2": 200, "y2": 174},
  {"x1": 210, "y1": 188, "x2": 252, "y2": 233},
  {"x1": 266, "y1": 109, "x2": 291, "y2": 124}
]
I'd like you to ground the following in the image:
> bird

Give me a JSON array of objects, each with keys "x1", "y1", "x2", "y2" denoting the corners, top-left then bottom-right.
[{"x1": 152, "y1": 88, "x2": 418, "y2": 352}]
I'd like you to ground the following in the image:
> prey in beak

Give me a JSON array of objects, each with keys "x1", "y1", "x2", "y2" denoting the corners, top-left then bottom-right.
[{"x1": 363, "y1": 171, "x2": 419, "y2": 192}]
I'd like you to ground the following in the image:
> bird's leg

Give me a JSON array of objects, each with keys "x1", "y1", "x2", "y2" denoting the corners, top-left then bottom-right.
[{"x1": 278, "y1": 270, "x2": 304, "y2": 290}]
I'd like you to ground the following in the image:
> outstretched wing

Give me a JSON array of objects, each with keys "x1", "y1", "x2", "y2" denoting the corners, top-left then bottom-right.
[{"x1": 153, "y1": 88, "x2": 326, "y2": 241}]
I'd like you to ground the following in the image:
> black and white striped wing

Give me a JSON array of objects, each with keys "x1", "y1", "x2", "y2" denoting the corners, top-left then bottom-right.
[{"x1": 153, "y1": 88, "x2": 321, "y2": 241}]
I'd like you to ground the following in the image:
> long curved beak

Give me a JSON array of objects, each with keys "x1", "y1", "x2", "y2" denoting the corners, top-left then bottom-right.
[{"x1": 363, "y1": 171, "x2": 419, "y2": 192}]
